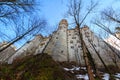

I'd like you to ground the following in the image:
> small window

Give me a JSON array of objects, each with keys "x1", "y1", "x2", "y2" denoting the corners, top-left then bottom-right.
[
  {"x1": 40, "y1": 43, "x2": 45, "y2": 46},
  {"x1": 89, "y1": 39, "x2": 92, "y2": 42},
  {"x1": 61, "y1": 50, "x2": 63, "y2": 53},
  {"x1": 78, "y1": 45, "x2": 81, "y2": 48},
  {"x1": 75, "y1": 33, "x2": 78, "y2": 35},
  {"x1": 72, "y1": 37, "x2": 76, "y2": 39},
  {"x1": 70, "y1": 40, "x2": 73, "y2": 43},
  {"x1": 71, "y1": 46, "x2": 74, "y2": 49},
  {"x1": 56, "y1": 37, "x2": 58, "y2": 39},
  {"x1": 69, "y1": 34, "x2": 71, "y2": 36},
  {"x1": 77, "y1": 40, "x2": 80, "y2": 43},
  {"x1": 94, "y1": 44, "x2": 96, "y2": 47}
]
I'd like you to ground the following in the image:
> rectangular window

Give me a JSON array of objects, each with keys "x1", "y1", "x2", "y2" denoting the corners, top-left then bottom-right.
[
  {"x1": 78, "y1": 45, "x2": 81, "y2": 48},
  {"x1": 77, "y1": 40, "x2": 80, "y2": 43},
  {"x1": 72, "y1": 37, "x2": 76, "y2": 39},
  {"x1": 61, "y1": 50, "x2": 63, "y2": 53},
  {"x1": 56, "y1": 37, "x2": 58, "y2": 39},
  {"x1": 69, "y1": 34, "x2": 71, "y2": 36},
  {"x1": 70, "y1": 40, "x2": 73, "y2": 43},
  {"x1": 75, "y1": 33, "x2": 78, "y2": 35},
  {"x1": 71, "y1": 46, "x2": 74, "y2": 49}
]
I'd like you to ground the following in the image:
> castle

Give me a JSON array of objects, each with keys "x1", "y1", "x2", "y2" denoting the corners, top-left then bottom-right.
[{"x1": 1, "y1": 19, "x2": 120, "y2": 67}]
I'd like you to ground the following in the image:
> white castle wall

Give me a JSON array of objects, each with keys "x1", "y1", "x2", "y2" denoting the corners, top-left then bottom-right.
[
  {"x1": 35, "y1": 37, "x2": 50, "y2": 55},
  {"x1": 67, "y1": 29, "x2": 84, "y2": 64},
  {"x1": 44, "y1": 19, "x2": 68, "y2": 61},
  {"x1": 82, "y1": 26, "x2": 120, "y2": 67},
  {"x1": 8, "y1": 35, "x2": 43, "y2": 64},
  {"x1": 0, "y1": 46, "x2": 15, "y2": 63},
  {"x1": 0, "y1": 42, "x2": 16, "y2": 63}
]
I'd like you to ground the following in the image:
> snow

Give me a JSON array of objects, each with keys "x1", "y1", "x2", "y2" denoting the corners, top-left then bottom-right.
[
  {"x1": 64, "y1": 67, "x2": 88, "y2": 79},
  {"x1": 64, "y1": 66, "x2": 86, "y2": 71},
  {"x1": 81, "y1": 67, "x2": 86, "y2": 70},
  {"x1": 115, "y1": 73, "x2": 120, "y2": 80},
  {"x1": 64, "y1": 66, "x2": 120, "y2": 80},
  {"x1": 76, "y1": 74, "x2": 89, "y2": 80},
  {"x1": 63, "y1": 67, "x2": 75, "y2": 73},
  {"x1": 102, "y1": 73, "x2": 120, "y2": 80},
  {"x1": 115, "y1": 73, "x2": 120, "y2": 78},
  {"x1": 102, "y1": 73, "x2": 109, "y2": 80}
]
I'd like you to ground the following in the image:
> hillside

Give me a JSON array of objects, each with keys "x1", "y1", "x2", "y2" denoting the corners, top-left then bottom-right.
[{"x1": 0, "y1": 53, "x2": 76, "y2": 80}]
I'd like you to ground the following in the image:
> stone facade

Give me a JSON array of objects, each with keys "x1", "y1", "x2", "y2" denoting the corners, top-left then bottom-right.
[
  {"x1": 8, "y1": 35, "x2": 44, "y2": 64},
  {"x1": 1, "y1": 19, "x2": 119, "y2": 67},
  {"x1": 44, "y1": 19, "x2": 68, "y2": 61},
  {"x1": 0, "y1": 42, "x2": 16, "y2": 63},
  {"x1": 81, "y1": 26, "x2": 120, "y2": 67}
]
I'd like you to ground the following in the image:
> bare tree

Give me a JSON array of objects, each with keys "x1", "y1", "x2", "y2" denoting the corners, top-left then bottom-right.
[
  {"x1": 92, "y1": 7, "x2": 120, "y2": 79},
  {"x1": 66, "y1": 0, "x2": 98, "y2": 79},
  {"x1": 0, "y1": 17, "x2": 46, "y2": 52},
  {"x1": 102, "y1": 8, "x2": 120, "y2": 24},
  {"x1": 86, "y1": 34, "x2": 116, "y2": 79},
  {"x1": 93, "y1": 19, "x2": 120, "y2": 41},
  {"x1": 0, "y1": 0, "x2": 47, "y2": 52},
  {"x1": 0, "y1": 0, "x2": 40, "y2": 41},
  {"x1": 94, "y1": 7, "x2": 120, "y2": 40},
  {"x1": 0, "y1": 0, "x2": 37, "y2": 24}
]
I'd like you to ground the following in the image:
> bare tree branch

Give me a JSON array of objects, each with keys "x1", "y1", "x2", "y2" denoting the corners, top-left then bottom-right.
[{"x1": 0, "y1": 18, "x2": 46, "y2": 52}]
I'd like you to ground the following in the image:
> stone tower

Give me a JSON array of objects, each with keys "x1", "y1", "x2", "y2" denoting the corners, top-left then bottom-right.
[{"x1": 44, "y1": 19, "x2": 68, "y2": 61}]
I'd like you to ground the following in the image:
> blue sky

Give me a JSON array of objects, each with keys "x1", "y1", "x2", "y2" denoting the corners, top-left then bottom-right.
[
  {"x1": 40, "y1": 0, "x2": 67, "y2": 26},
  {"x1": 38, "y1": 0, "x2": 120, "y2": 37},
  {"x1": 1, "y1": 0, "x2": 120, "y2": 48},
  {"x1": 40, "y1": 0, "x2": 120, "y2": 26}
]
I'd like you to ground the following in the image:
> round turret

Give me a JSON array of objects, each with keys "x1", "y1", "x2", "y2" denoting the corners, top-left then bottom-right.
[{"x1": 59, "y1": 19, "x2": 68, "y2": 27}]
